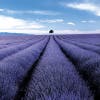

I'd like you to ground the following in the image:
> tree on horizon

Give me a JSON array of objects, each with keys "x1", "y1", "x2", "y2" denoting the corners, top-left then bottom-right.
[{"x1": 49, "y1": 30, "x2": 54, "y2": 34}]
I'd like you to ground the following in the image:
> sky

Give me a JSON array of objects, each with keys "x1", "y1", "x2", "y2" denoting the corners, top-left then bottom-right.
[{"x1": 0, "y1": 0, "x2": 100, "y2": 34}]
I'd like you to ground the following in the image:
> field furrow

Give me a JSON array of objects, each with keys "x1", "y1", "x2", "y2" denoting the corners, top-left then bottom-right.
[
  {"x1": 60, "y1": 38, "x2": 100, "y2": 55},
  {"x1": 55, "y1": 36, "x2": 100, "y2": 99},
  {"x1": 0, "y1": 34, "x2": 100, "y2": 100},
  {"x1": 0, "y1": 37, "x2": 49, "y2": 100},
  {"x1": 0, "y1": 37, "x2": 47, "y2": 61},
  {"x1": 21, "y1": 37, "x2": 93, "y2": 100}
]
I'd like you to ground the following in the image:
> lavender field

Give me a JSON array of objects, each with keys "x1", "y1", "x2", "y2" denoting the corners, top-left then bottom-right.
[{"x1": 0, "y1": 34, "x2": 100, "y2": 100}]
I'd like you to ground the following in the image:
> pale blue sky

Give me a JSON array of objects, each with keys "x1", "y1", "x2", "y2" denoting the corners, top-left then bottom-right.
[{"x1": 0, "y1": 0, "x2": 100, "y2": 34}]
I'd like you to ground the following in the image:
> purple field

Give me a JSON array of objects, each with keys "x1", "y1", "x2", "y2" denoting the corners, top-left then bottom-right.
[{"x1": 0, "y1": 34, "x2": 100, "y2": 100}]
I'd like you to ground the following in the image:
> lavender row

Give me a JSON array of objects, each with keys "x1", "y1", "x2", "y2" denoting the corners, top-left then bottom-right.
[
  {"x1": 0, "y1": 36, "x2": 45, "y2": 50},
  {"x1": 0, "y1": 35, "x2": 45, "y2": 45},
  {"x1": 0, "y1": 36, "x2": 46, "y2": 61},
  {"x1": 0, "y1": 37, "x2": 49, "y2": 100},
  {"x1": 60, "y1": 37, "x2": 100, "y2": 55},
  {"x1": 22, "y1": 37, "x2": 93, "y2": 100},
  {"x1": 55, "y1": 36, "x2": 100, "y2": 99},
  {"x1": 58, "y1": 34, "x2": 100, "y2": 46}
]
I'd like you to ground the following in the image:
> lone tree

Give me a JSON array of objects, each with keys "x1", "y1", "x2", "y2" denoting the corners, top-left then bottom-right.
[{"x1": 49, "y1": 30, "x2": 54, "y2": 34}]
